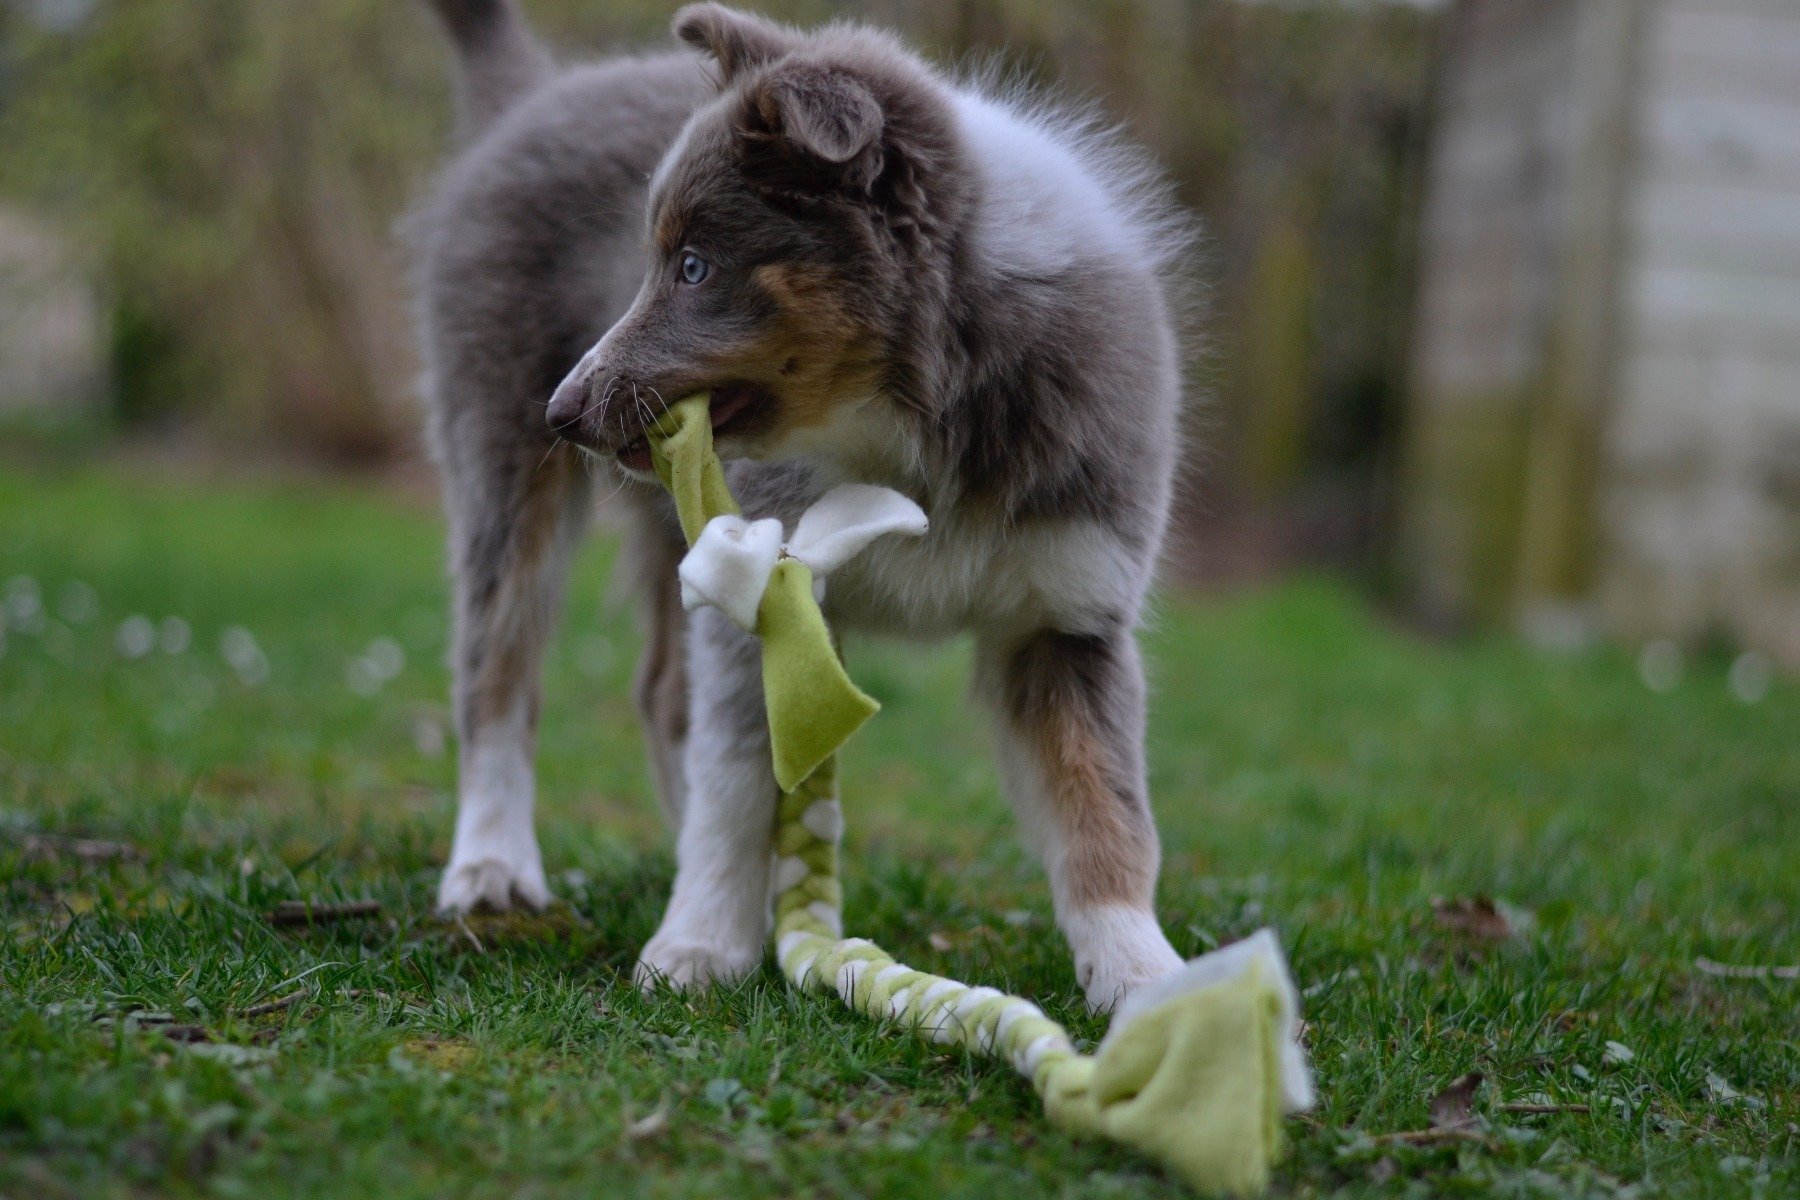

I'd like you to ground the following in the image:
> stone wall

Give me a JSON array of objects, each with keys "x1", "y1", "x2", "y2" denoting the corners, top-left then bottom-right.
[
  {"x1": 1402, "y1": 0, "x2": 1800, "y2": 667},
  {"x1": 0, "y1": 207, "x2": 104, "y2": 413}
]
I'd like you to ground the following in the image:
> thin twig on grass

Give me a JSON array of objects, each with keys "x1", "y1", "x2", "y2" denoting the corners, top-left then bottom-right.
[
  {"x1": 341, "y1": 988, "x2": 394, "y2": 1001},
  {"x1": 104, "y1": 1011, "x2": 176, "y2": 1025},
  {"x1": 1368, "y1": 1128, "x2": 1494, "y2": 1148},
  {"x1": 1496, "y1": 1102, "x2": 1591, "y2": 1115},
  {"x1": 237, "y1": 991, "x2": 305, "y2": 1018},
  {"x1": 19, "y1": 832, "x2": 142, "y2": 861},
  {"x1": 266, "y1": 900, "x2": 382, "y2": 927},
  {"x1": 1695, "y1": 957, "x2": 1799, "y2": 980}
]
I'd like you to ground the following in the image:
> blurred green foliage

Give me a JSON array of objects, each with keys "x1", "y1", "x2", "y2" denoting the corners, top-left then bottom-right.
[{"x1": 0, "y1": 0, "x2": 1433, "y2": 522}]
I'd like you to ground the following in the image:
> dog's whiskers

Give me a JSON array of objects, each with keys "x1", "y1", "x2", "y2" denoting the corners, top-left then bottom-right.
[{"x1": 534, "y1": 435, "x2": 566, "y2": 475}]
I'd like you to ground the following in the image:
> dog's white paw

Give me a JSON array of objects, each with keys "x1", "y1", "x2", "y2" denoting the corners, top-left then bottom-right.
[
  {"x1": 437, "y1": 843, "x2": 551, "y2": 914},
  {"x1": 1066, "y1": 905, "x2": 1184, "y2": 1014},
  {"x1": 633, "y1": 934, "x2": 761, "y2": 992}
]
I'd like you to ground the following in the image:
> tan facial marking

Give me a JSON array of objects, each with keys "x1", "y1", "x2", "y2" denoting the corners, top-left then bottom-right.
[
  {"x1": 747, "y1": 262, "x2": 880, "y2": 431},
  {"x1": 654, "y1": 206, "x2": 685, "y2": 255}
]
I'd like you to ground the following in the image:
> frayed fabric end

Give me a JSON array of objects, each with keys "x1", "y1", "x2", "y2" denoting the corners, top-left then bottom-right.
[
  {"x1": 1108, "y1": 928, "x2": 1316, "y2": 1114},
  {"x1": 1036, "y1": 926, "x2": 1316, "y2": 1195}
]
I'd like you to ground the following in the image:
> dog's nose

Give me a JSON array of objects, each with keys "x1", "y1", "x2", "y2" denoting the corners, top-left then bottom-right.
[{"x1": 545, "y1": 372, "x2": 590, "y2": 429}]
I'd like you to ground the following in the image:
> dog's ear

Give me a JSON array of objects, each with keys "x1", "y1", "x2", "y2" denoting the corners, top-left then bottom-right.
[
  {"x1": 673, "y1": 4, "x2": 794, "y2": 81},
  {"x1": 744, "y1": 63, "x2": 884, "y2": 187}
]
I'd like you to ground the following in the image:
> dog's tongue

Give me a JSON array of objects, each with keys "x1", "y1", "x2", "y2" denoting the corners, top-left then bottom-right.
[{"x1": 616, "y1": 437, "x2": 655, "y2": 471}]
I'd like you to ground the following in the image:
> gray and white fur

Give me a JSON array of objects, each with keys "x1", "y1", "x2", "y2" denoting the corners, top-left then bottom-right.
[{"x1": 413, "y1": 1, "x2": 1197, "y2": 1011}]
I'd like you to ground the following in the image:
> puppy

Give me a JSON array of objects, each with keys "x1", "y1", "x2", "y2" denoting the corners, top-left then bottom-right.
[{"x1": 414, "y1": 1, "x2": 1196, "y2": 1011}]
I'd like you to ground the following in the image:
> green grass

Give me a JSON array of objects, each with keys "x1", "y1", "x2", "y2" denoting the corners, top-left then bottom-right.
[{"x1": 1, "y1": 463, "x2": 1795, "y2": 1199}]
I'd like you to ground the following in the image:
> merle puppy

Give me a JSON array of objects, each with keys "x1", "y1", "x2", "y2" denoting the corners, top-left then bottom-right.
[{"x1": 415, "y1": 1, "x2": 1195, "y2": 1011}]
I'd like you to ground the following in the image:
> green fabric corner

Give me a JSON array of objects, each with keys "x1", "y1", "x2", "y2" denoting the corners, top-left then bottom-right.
[
  {"x1": 756, "y1": 560, "x2": 879, "y2": 791},
  {"x1": 1042, "y1": 965, "x2": 1287, "y2": 1197}
]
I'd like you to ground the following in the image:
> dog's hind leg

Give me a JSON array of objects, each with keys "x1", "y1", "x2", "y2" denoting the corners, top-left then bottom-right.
[
  {"x1": 437, "y1": 437, "x2": 591, "y2": 914},
  {"x1": 623, "y1": 502, "x2": 690, "y2": 830},
  {"x1": 978, "y1": 627, "x2": 1183, "y2": 1012}
]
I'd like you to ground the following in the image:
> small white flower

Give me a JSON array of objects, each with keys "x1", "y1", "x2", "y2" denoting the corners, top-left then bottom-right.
[
  {"x1": 5, "y1": 576, "x2": 44, "y2": 635},
  {"x1": 116, "y1": 615, "x2": 155, "y2": 659},
  {"x1": 1729, "y1": 652, "x2": 1772, "y2": 704},
  {"x1": 412, "y1": 713, "x2": 447, "y2": 757},
  {"x1": 220, "y1": 626, "x2": 269, "y2": 685},
  {"x1": 1638, "y1": 640, "x2": 1681, "y2": 693},
  {"x1": 346, "y1": 657, "x2": 382, "y2": 696},
  {"x1": 57, "y1": 580, "x2": 98, "y2": 625},
  {"x1": 159, "y1": 616, "x2": 191, "y2": 655},
  {"x1": 576, "y1": 633, "x2": 614, "y2": 678},
  {"x1": 365, "y1": 637, "x2": 405, "y2": 681}
]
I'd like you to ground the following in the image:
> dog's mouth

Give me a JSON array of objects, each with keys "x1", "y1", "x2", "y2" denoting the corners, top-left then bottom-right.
[{"x1": 615, "y1": 382, "x2": 772, "y2": 472}]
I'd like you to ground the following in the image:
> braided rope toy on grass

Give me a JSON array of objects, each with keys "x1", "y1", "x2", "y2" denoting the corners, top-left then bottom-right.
[{"x1": 647, "y1": 395, "x2": 1315, "y2": 1196}]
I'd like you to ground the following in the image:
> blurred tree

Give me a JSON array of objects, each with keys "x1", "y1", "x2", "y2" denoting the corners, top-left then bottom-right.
[{"x1": 0, "y1": 0, "x2": 1434, "y2": 571}]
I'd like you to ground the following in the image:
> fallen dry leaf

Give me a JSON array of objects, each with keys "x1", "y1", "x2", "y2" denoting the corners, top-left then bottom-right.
[
  {"x1": 403, "y1": 1038, "x2": 476, "y2": 1071},
  {"x1": 160, "y1": 1024, "x2": 211, "y2": 1044},
  {"x1": 1429, "y1": 1071, "x2": 1484, "y2": 1131},
  {"x1": 1369, "y1": 1127, "x2": 1492, "y2": 1148},
  {"x1": 1431, "y1": 896, "x2": 1527, "y2": 942},
  {"x1": 266, "y1": 899, "x2": 382, "y2": 927},
  {"x1": 625, "y1": 1106, "x2": 670, "y2": 1141}
]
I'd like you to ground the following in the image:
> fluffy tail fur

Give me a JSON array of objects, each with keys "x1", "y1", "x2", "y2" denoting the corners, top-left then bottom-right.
[{"x1": 423, "y1": 0, "x2": 551, "y2": 135}]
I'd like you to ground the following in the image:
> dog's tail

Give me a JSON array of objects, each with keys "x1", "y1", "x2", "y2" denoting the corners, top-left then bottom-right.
[{"x1": 422, "y1": 0, "x2": 551, "y2": 136}]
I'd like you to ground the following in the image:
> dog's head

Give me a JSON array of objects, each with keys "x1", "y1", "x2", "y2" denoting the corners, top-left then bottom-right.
[{"x1": 547, "y1": 5, "x2": 965, "y2": 474}]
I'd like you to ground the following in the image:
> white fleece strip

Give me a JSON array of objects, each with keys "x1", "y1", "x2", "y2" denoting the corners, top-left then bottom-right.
[
  {"x1": 915, "y1": 980, "x2": 965, "y2": 1042},
  {"x1": 800, "y1": 800, "x2": 843, "y2": 842},
  {"x1": 805, "y1": 900, "x2": 842, "y2": 936},
  {"x1": 836, "y1": 957, "x2": 871, "y2": 1000},
  {"x1": 774, "y1": 856, "x2": 809, "y2": 894},
  {"x1": 1018, "y1": 1031, "x2": 1065, "y2": 1076},
  {"x1": 994, "y1": 999, "x2": 1046, "y2": 1047},
  {"x1": 951, "y1": 987, "x2": 1006, "y2": 1051}
]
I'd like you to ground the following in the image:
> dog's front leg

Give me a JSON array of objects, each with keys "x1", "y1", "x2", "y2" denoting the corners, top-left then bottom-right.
[
  {"x1": 635, "y1": 605, "x2": 776, "y2": 990},
  {"x1": 980, "y1": 627, "x2": 1183, "y2": 1012}
]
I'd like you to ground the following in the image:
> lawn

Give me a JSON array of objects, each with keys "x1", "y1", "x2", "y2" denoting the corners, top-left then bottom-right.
[{"x1": 1, "y1": 462, "x2": 1794, "y2": 1199}]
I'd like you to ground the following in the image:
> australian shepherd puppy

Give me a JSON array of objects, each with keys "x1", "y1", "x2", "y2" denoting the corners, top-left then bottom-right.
[{"x1": 414, "y1": 1, "x2": 1195, "y2": 1011}]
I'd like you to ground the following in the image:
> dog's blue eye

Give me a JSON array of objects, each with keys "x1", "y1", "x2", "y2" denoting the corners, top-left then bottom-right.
[{"x1": 679, "y1": 251, "x2": 710, "y2": 285}]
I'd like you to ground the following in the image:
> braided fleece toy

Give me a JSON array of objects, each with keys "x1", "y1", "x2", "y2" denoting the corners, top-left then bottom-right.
[{"x1": 648, "y1": 396, "x2": 1315, "y2": 1196}]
